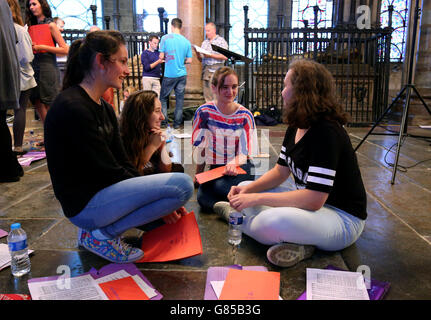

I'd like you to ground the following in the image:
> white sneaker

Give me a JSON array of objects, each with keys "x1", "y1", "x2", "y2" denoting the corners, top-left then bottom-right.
[
  {"x1": 266, "y1": 243, "x2": 315, "y2": 267},
  {"x1": 213, "y1": 201, "x2": 237, "y2": 222}
]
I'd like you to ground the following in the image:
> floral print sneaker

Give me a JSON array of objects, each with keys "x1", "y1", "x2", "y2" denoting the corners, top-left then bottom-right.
[
  {"x1": 266, "y1": 242, "x2": 315, "y2": 268},
  {"x1": 77, "y1": 228, "x2": 144, "y2": 263}
]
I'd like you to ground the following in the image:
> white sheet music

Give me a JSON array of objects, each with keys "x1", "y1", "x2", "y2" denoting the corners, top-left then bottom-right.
[
  {"x1": 306, "y1": 268, "x2": 369, "y2": 300},
  {"x1": 193, "y1": 44, "x2": 212, "y2": 56},
  {"x1": 28, "y1": 274, "x2": 108, "y2": 300}
]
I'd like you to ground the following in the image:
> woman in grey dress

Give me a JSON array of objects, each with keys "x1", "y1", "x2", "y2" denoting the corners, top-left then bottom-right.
[{"x1": 25, "y1": 0, "x2": 68, "y2": 124}]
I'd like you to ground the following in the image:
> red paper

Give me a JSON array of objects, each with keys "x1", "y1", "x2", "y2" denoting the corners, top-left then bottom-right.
[
  {"x1": 0, "y1": 294, "x2": 31, "y2": 300},
  {"x1": 98, "y1": 276, "x2": 149, "y2": 300},
  {"x1": 219, "y1": 269, "x2": 280, "y2": 300},
  {"x1": 137, "y1": 211, "x2": 203, "y2": 262},
  {"x1": 28, "y1": 24, "x2": 54, "y2": 53},
  {"x1": 195, "y1": 165, "x2": 247, "y2": 184}
]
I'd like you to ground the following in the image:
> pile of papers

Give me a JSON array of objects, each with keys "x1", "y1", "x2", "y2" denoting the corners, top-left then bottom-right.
[
  {"x1": 28, "y1": 263, "x2": 162, "y2": 300},
  {"x1": 0, "y1": 243, "x2": 34, "y2": 272}
]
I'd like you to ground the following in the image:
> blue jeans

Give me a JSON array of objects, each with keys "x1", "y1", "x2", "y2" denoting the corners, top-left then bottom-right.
[
  {"x1": 237, "y1": 181, "x2": 365, "y2": 251},
  {"x1": 159, "y1": 76, "x2": 187, "y2": 127},
  {"x1": 70, "y1": 173, "x2": 194, "y2": 238},
  {"x1": 197, "y1": 161, "x2": 255, "y2": 211}
]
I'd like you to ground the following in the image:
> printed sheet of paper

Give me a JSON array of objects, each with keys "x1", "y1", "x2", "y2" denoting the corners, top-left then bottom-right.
[
  {"x1": 306, "y1": 268, "x2": 369, "y2": 300},
  {"x1": 28, "y1": 274, "x2": 108, "y2": 300},
  {"x1": 138, "y1": 211, "x2": 203, "y2": 262},
  {"x1": 193, "y1": 44, "x2": 212, "y2": 56},
  {"x1": 195, "y1": 165, "x2": 247, "y2": 184},
  {"x1": 219, "y1": 269, "x2": 280, "y2": 300}
]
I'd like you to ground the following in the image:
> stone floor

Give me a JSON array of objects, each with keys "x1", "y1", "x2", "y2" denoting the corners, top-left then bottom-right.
[{"x1": 1, "y1": 111, "x2": 431, "y2": 300}]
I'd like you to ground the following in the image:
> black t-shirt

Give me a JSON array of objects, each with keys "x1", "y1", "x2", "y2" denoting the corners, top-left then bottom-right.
[
  {"x1": 277, "y1": 120, "x2": 367, "y2": 220},
  {"x1": 44, "y1": 85, "x2": 140, "y2": 218}
]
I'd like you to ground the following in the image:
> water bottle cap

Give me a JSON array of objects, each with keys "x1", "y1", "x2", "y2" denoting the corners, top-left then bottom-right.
[{"x1": 11, "y1": 223, "x2": 21, "y2": 230}]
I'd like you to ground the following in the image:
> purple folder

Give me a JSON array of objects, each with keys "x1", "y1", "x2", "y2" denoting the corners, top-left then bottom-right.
[
  {"x1": 297, "y1": 265, "x2": 390, "y2": 300},
  {"x1": 204, "y1": 265, "x2": 268, "y2": 300}
]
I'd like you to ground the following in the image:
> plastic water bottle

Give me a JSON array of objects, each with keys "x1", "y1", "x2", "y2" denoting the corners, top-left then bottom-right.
[
  {"x1": 7, "y1": 223, "x2": 31, "y2": 277},
  {"x1": 228, "y1": 211, "x2": 243, "y2": 245},
  {"x1": 28, "y1": 130, "x2": 35, "y2": 150},
  {"x1": 166, "y1": 124, "x2": 173, "y2": 143}
]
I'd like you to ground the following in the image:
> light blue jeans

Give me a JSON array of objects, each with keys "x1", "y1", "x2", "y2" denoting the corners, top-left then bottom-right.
[
  {"x1": 238, "y1": 181, "x2": 366, "y2": 251},
  {"x1": 159, "y1": 75, "x2": 187, "y2": 127},
  {"x1": 70, "y1": 173, "x2": 194, "y2": 239}
]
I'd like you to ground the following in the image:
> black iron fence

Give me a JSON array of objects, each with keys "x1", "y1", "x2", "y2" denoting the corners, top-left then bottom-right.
[
  {"x1": 242, "y1": 10, "x2": 392, "y2": 126},
  {"x1": 60, "y1": 30, "x2": 163, "y2": 109}
]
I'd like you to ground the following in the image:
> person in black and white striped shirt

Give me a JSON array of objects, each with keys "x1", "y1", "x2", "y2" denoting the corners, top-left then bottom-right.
[{"x1": 214, "y1": 59, "x2": 367, "y2": 268}]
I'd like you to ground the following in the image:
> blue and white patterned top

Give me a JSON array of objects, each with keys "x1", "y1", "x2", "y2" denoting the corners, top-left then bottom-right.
[{"x1": 201, "y1": 35, "x2": 228, "y2": 66}]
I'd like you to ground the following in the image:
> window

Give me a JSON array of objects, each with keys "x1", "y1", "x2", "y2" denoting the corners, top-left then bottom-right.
[
  {"x1": 380, "y1": 0, "x2": 409, "y2": 62},
  {"x1": 135, "y1": 1, "x2": 177, "y2": 33},
  {"x1": 291, "y1": 0, "x2": 333, "y2": 28},
  {"x1": 230, "y1": 0, "x2": 268, "y2": 56},
  {"x1": 48, "y1": 0, "x2": 103, "y2": 30}
]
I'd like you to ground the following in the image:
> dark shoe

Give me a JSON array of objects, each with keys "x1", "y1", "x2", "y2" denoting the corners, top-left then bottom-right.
[{"x1": 266, "y1": 243, "x2": 315, "y2": 268}]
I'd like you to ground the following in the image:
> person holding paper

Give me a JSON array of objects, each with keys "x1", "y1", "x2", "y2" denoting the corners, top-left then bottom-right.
[
  {"x1": 194, "y1": 22, "x2": 228, "y2": 103},
  {"x1": 6, "y1": 0, "x2": 37, "y2": 156},
  {"x1": 25, "y1": 0, "x2": 69, "y2": 124},
  {"x1": 120, "y1": 89, "x2": 184, "y2": 176},
  {"x1": 215, "y1": 60, "x2": 367, "y2": 268},
  {"x1": 192, "y1": 66, "x2": 258, "y2": 212},
  {"x1": 44, "y1": 30, "x2": 194, "y2": 263}
]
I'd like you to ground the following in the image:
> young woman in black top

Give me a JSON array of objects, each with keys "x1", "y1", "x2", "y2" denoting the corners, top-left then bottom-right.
[
  {"x1": 215, "y1": 59, "x2": 367, "y2": 267},
  {"x1": 44, "y1": 30, "x2": 193, "y2": 263}
]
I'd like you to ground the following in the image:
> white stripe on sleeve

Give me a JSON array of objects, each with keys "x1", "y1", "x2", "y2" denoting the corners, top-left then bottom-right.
[
  {"x1": 308, "y1": 166, "x2": 336, "y2": 177},
  {"x1": 307, "y1": 175, "x2": 334, "y2": 186}
]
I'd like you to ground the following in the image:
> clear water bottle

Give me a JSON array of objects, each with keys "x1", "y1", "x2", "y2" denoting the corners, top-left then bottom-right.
[
  {"x1": 228, "y1": 211, "x2": 243, "y2": 246},
  {"x1": 7, "y1": 223, "x2": 31, "y2": 277},
  {"x1": 166, "y1": 124, "x2": 173, "y2": 143}
]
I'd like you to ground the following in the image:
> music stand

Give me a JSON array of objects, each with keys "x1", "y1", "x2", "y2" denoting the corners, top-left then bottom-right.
[{"x1": 354, "y1": 0, "x2": 431, "y2": 185}]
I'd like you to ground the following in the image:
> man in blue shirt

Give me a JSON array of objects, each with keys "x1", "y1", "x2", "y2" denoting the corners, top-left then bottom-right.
[
  {"x1": 159, "y1": 18, "x2": 192, "y2": 129},
  {"x1": 141, "y1": 35, "x2": 164, "y2": 97}
]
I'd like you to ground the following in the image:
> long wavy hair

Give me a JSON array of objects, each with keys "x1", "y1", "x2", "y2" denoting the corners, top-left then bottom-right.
[
  {"x1": 282, "y1": 59, "x2": 348, "y2": 128},
  {"x1": 6, "y1": 0, "x2": 24, "y2": 26},
  {"x1": 120, "y1": 90, "x2": 159, "y2": 170},
  {"x1": 25, "y1": 0, "x2": 52, "y2": 26}
]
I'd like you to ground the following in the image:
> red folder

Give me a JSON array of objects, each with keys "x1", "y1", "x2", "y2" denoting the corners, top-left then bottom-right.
[
  {"x1": 195, "y1": 165, "x2": 247, "y2": 184},
  {"x1": 28, "y1": 24, "x2": 54, "y2": 53}
]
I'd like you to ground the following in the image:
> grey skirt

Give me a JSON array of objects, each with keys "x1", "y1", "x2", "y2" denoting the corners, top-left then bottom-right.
[{"x1": 30, "y1": 53, "x2": 60, "y2": 106}]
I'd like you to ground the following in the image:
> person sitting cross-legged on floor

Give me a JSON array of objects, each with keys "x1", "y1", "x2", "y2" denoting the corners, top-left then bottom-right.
[
  {"x1": 44, "y1": 30, "x2": 193, "y2": 263},
  {"x1": 214, "y1": 59, "x2": 368, "y2": 268}
]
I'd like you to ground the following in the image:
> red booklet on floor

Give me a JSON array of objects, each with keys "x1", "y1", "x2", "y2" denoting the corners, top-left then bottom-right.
[
  {"x1": 195, "y1": 165, "x2": 247, "y2": 184},
  {"x1": 28, "y1": 24, "x2": 54, "y2": 53}
]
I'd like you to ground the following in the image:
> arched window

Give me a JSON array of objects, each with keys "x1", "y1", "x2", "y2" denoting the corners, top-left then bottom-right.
[
  {"x1": 291, "y1": 0, "x2": 333, "y2": 28},
  {"x1": 230, "y1": 0, "x2": 269, "y2": 56},
  {"x1": 380, "y1": 0, "x2": 409, "y2": 62},
  {"x1": 135, "y1": 1, "x2": 177, "y2": 33},
  {"x1": 47, "y1": 0, "x2": 103, "y2": 30}
]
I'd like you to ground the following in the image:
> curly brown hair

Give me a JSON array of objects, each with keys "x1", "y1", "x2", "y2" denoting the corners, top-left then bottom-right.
[
  {"x1": 119, "y1": 90, "x2": 158, "y2": 170},
  {"x1": 282, "y1": 59, "x2": 348, "y2": 128}
]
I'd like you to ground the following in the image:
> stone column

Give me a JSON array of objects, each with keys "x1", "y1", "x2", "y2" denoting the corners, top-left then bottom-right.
[{"x1": 177, "y1": 0, "x2": 205, "y2": 107}]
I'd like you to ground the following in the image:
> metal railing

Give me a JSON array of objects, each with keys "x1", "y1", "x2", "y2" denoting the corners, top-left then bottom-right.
[{"x1": 242, "y1": 7, "x2": 393, "y2": 126}]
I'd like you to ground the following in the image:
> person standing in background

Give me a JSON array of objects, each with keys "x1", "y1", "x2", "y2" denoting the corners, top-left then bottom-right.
[
  {"x1": 159, "y1": 18, "x2": 192, "y2": 129},
  {"x1": 25, "y1": 0, "x2": 69, "y2": 124},
  {"x1": 194, "y1": 22, "x2": 228, "y2": 103},
  {"x1": 141, "y1": 35, "x2": 163, "y2": 97},
  {"x1": 0, "y1": 0, "x2": 23, "y2": 182},
  {"x1": 7, "y1": 0, "x2": 37, "y2": 156}
]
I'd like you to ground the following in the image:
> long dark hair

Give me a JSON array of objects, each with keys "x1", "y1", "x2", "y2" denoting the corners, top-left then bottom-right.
[
  {"x1": 282, "y1": 59, "x2": 348, "y2": 128},
  {"x1": 25, "y1": 0, "x2": 52, "y2": 26},
  {"x1": 62, "y1": 30, "x2": 126, "y2": 90},
  {"x1": 120, "y1": 90, "x2": 159, "y2": 171}
]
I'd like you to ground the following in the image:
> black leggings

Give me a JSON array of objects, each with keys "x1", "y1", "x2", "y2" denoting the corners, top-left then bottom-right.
[{"x1": 0, "y1": 110, "x2": 22, "y2": 177}]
